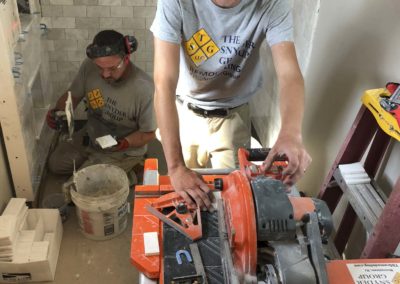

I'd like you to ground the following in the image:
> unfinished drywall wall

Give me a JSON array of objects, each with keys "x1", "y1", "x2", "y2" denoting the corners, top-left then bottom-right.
[
  {"x1": 250, "y1": 0, "x2": 320, "y2": 148},
  {"x1": 300, "y1": 0, "x2": 400, "y2": 196},
  {"x1": 40, "y1": 0, "x2": 156, "y2": 96}
]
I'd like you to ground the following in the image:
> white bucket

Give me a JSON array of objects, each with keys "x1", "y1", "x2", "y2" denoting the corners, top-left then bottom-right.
[{"x1": 70, "y1": 164, "x2": 130, "y2": 241}]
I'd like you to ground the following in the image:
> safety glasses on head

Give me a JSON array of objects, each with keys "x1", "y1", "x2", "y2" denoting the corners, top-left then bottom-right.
[{"x1": 95, "y1": 57, "x2": 126, "y2": 74}]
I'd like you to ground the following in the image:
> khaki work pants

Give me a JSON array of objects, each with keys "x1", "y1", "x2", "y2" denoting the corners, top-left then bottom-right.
[
  {"x1": 177, "y1": 101, "x2": 251, "y2": 169},
  {"x1": 48, "y1": 128, "x2": 143, "y2": 180}
]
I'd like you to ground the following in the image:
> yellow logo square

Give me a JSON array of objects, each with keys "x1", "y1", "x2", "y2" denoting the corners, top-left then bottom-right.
[
  {"x1": 193, "y1": 29, "x2": 211, "y2": 46},
  {"x1": 90, "y1": 100, "x2": 98, "y2": 109},
  {"x1": 191, "y1": 49, "x2": 207, "y2": 66},
  {"x1": 96, "y1": 98, "x2": 104, "y2": 108},
  {"x1": 185, "y1": 29, "x2": 219, "y2": 66},
  {"x1": 93, "y1": 89, "x2": 101, "y2": 98},
  {"x1": 202, "y1": 41, "x2": 220, "y2": 58},
  {"x1": 87, "y1": 89, "x2": 104, "y2": 109},
  {"x1": 185, "y1": 38, "x2": 199, "y2": 56}
]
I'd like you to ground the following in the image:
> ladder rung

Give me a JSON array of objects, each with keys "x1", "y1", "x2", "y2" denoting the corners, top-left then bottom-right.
[
  {"x1": 351, "y1": 184, "x2": 382, "y2": 221},
  {"x1": 333, "y1": 169, "x2": 385, "y2": 235},
  {"x1": 366, "y1": 183, "x2": 386, "y2": 207}
]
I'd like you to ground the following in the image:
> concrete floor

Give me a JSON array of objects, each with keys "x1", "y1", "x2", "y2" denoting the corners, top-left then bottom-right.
[{"x1": 38, "y1": 139, "x2": 167, "y2": 284}]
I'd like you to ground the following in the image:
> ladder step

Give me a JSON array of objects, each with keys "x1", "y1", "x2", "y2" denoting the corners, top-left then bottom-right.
[{"x1": 333, "y1": 168, "x2": 385, "y2": 235}]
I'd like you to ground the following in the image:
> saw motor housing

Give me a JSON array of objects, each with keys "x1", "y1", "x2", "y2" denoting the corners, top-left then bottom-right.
[{"x1": 131, "y1": 148, "x2": 335, "y2": 283}]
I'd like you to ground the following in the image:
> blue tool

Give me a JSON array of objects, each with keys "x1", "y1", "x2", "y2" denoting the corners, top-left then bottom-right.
[{"x1": 176, "y1": 250, "x2": 192, "y2": 265}]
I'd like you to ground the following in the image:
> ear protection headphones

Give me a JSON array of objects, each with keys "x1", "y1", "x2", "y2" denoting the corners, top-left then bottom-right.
[{"x1": 86, "y1": 35, "x2": 138, "y2": 59}]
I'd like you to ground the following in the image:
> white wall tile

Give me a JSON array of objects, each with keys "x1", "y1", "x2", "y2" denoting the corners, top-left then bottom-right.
[
  {"x1": 50, "y1": 0, "x2": 73, "y2": 5},
  {"x1": 77, "y1": 39, "x2": 92, "y2": 50},
  {"x1": 76, "y1": 17, "x2": 99, "y2": 29},
  {"x1": 46, "y1": 29, "x2": 66, "y2": 39},
  {"x1": 145, "y1": 0, "x2": 156, "y2": 6},
  {"x1": 122, "y1": 0, "x2": 144, "y2": 6},
  {"x1": 40, "y1": 17, "x2": 53, "y2": 28},
  {"x1": 100, "y1": 17, "x2": 123, "y2": 29},
  {"x1": 134, "y1": 61, "x2": 146, "y2": 70},
  {"x1": 49, "y1": 50, "x2": 67, "y2": 61},
  {"x1": 52, "y1": 17, "x2": 75, "y2": 28},
  {"x1": 110, "y1": 6, "x2": 133, "y2": 17},
  {"x1": 133, "y1": 6, "x2": 155, "y2": 18},
  {"x1": 122, "y1": 18, "x2": 145, "y2": 29},
  {"x1": 74, "y1": 0, "x2": 98, "y2": 4},
  {"x1": 56, "y1": 61, "x2": 80, "y2": 73},
  {"x1": 63, "y1": 5, "x2": 87, "y2": 17},
  {"x1": 99, "y1": 0, "x2": 121, "y2": 6},
  {"x1": 49, "y1": 61, "x2": 58, "y2": 72},
  {"x1": 41, "y1": 5, "x2": 63, "y2": 16},
  {"x1": 145, "y1": 37, "x2": 154, "y2": 51},
  {"x1": 124, "y1": 28, "x2": 144, "y2": 40},
  {"x1": 50, "y1": 71, "x2": 70, "y2": 82},
  {"x1": 53, "y1": 81, "x2": 69, "y2": 96},
  {"x1": 134, "y1": 50, "x2": 153, "y2": 61},
  {"x1": 46, "y1": 0, "x2": 156, "y2": 89},
  {"x1": 65, "y1": 29, "x2": 89, "y2": 40},
  {"x1": 88, "y1": 29, "x2": 101, "y2": 40},
  {"x1": 117, "y1": 29, "x2": 142, "y2": 41},
  {"x1": 54, "y1": 39, "x2": 78, "y2": 51},
  {"x1": 46, "y1": 40, "x2": 55, "y2": 51},
  {"x1": 145, "y1": 61, "x2": 153, "y2": 73},
  {"x1": 87, "y1": 6, "x2": 110, "y2": 17},
  {"x1": 145, "y1": 17, "x2": 153, "y2": 29},
  {"x1": 67, "y1": 50, "x2": 86, "y2": 61}
]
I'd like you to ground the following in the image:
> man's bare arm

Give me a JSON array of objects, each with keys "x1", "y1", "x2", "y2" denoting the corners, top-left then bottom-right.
[
  {"x1": 124, "y1": 131, "x2": 156, "y2": 148},
  {"x1": 153, "y1": 37, "x2": 212, "y2": 209},
  {"x1": 262, "y1": 42, "x2": 312, "y2": 186}
]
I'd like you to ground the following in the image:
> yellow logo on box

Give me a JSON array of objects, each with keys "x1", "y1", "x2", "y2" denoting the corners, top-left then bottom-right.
[
  {"x1": 88, "y1": 89, "x2": 104, "y2": 109},
  {"x1": 185, "y1": 29, "x2": 219, "y2": 66},
  {"x1": 393, "y1": 272, "x2": 400, "y2": 284}
]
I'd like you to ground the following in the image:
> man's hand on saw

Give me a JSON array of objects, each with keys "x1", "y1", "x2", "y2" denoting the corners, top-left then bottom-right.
[
  {"x1": 169, "y1": 166, "x2": 213, "y2": 210},
  {"x1": 261, "y1": 134, "x2": 311, "y2": 187}
]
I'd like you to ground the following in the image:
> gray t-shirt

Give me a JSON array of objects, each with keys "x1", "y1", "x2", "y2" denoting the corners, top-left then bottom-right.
[
  {"x1": 69, "y1": 59, "x2": 156, "y2": 156},
  {"x1": 151, "y1": 0, "x2": 293, "y2": 109}
]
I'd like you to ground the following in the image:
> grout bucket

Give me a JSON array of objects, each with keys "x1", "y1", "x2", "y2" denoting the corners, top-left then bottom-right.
[{"x1": 70, "y1": 164, "x2": 130, "y2": 241}]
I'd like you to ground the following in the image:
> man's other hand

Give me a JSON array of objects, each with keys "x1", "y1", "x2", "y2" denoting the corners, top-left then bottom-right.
[
  {"x1": 169, "y1": 166, "x2": 213, "y2": 210},
  {"x1": 46, "y1": 109, "x2": 57, "y2": 129},
  {"x1": 261, "y1": 134, "x2": 311, "y2": 187},
  {"x1": 113, "y1": 138, "x2": 130, "y2": 151}
]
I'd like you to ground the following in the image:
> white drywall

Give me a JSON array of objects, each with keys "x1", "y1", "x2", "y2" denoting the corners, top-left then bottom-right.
[
  {"x1": 300, "y1": 0, "x2": 400, "y2": 196},
  {"x1": 251, "y1": 0, "x2": 320, "y2": 169}
]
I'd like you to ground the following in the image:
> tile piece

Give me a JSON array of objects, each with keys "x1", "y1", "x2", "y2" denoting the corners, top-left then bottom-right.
[{"x1": 143, "y1": 232, "x2": 159, "y2": 256}]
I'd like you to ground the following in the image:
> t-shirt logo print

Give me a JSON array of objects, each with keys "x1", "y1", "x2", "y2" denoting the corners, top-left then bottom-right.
[
  {"x1": 185, "y1": 29, "x2": 219, "y2": 66},
  {"x1": 87, "y1": 89, "x2": 105, "y2": 109}
]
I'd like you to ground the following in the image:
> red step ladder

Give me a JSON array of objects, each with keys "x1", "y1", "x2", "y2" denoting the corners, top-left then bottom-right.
[{"x1": 318, "y1": 104, "x2": 400, "y2": 258}]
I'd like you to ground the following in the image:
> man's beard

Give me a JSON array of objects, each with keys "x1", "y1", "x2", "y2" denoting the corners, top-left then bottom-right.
[{"x1": 102, "y1": 76, "x2": 119, "y2": 84}]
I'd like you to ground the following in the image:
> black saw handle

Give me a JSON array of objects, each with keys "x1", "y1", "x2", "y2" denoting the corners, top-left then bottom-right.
[{"x1": 247, "y1": 148, "x2": 287, "y2": 162}]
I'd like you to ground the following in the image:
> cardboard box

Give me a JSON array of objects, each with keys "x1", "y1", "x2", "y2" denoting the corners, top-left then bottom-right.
[{"x1": 0, "y1": 209, "x2": 62, "y2": 283}]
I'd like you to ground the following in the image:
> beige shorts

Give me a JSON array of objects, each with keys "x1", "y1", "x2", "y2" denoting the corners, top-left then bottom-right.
[{"x1": 177, "y1": 101, "x2": 251, "y2": 169}]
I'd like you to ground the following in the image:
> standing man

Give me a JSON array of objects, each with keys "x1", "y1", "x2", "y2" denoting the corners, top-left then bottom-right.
[
  {"x1": 47, "y1": 30, "x2": 156, "y2": 184},
  {"x1": 151, "y1": 0, "x2": 311, "y2": 209}
]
